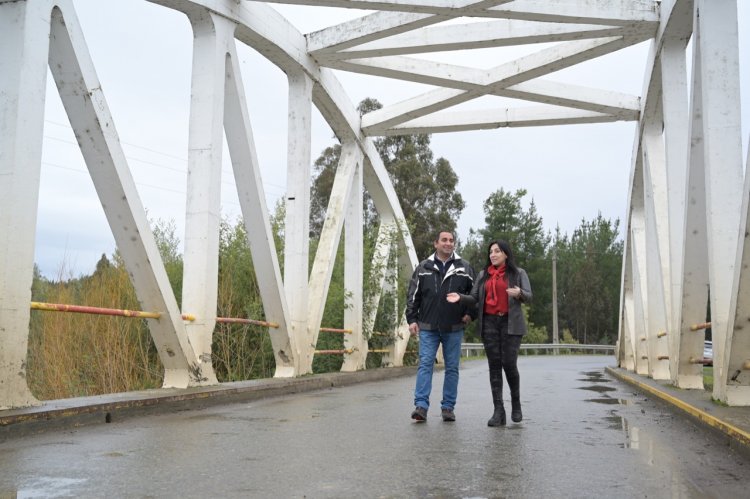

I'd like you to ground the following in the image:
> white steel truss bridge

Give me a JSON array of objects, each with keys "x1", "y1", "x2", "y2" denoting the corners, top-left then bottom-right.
[{"x1": 1, "y1": 0, "x2": 749, "y2": 409}]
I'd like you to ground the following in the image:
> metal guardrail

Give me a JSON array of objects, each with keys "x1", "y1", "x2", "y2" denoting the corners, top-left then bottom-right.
[{"x1": 461, "y1": 343, "x2": 615, "y2": 357}]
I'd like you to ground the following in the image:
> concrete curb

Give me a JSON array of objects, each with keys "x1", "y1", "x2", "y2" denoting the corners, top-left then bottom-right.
[
  {"x1": 0, "y1": 366, "x2": 417, "y2": 440},
  {"x1": 606, "y1": 366, "x2": 750, "y2": 455}
]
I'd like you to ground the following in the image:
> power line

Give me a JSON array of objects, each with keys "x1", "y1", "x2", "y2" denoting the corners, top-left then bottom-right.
[
  {"x1": 46, "y1": 119, "x2": 188, "y2": 162},
  {"x1": 43, "y1": 119, "x2": 288, "y2": 193},
  {"x1": 41, "y1": 161, "x2": 242, "y2": 205}
]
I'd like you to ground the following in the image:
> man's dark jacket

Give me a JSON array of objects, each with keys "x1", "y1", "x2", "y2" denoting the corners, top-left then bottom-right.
[{"x1": 405, "y1": 252, "x2": 476, "y2": 333}]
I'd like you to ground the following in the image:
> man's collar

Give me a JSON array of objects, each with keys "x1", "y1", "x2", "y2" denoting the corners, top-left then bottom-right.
[{"x1": 431, "y1": 251, "x2": 457, "y2": 263}]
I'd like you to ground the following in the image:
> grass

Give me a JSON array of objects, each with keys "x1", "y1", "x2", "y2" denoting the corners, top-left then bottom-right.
[
  {"x1": 703, "y1": 366, "x2": 713, "y2": 391},
  {"x1": 27, "y1": 262, "x2": 163, "y2": 400}
]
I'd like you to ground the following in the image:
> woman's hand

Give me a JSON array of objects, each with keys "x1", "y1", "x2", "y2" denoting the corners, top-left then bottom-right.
[
  {"x1": 446, "y1": 292, "x2": 460, "y2": 303},
  {"x1": 507, "y1": 286, "x2": 522, "y2": 299}
]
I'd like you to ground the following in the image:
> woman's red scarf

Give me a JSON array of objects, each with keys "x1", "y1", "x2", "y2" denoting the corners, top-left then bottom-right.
[{"x1": 485, "y1": 264, "x2": 509, "y2": 314}]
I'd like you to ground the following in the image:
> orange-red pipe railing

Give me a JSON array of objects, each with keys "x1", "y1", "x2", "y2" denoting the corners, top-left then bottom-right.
[
  {"x1": 31, "y1": 301, "x2": 162, "y2": 319},
  {"x1": 319, "y1": 327, "x2": 352, "y2": 334},
  {"x1": 31, "y1": 301, "x2": 349, "y2": 331},
  {"x1": 214, "y1": 317, "x2": 279, "y2": 328},
  {"x1": 31, "y1": 302, "x2": 417, "y2": 356}
]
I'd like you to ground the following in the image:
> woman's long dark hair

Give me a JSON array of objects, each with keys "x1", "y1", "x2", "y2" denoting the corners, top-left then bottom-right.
[{"x1": 486, "y1": 239, "x2": 519, "y2": 283}]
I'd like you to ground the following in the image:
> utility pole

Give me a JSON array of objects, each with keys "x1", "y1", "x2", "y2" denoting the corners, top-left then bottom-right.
[{"x1": 552, "y1": 248, "x2": 559, "y2": 347}]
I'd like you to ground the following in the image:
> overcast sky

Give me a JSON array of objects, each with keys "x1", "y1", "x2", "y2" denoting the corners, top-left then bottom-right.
[{"x1": 35, "y1": 0, "x2": 750, "y2": 278}]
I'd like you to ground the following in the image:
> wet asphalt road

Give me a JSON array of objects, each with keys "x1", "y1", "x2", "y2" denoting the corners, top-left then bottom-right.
[{"x1": 1, "y1": 355, "x2": 749, "y2": 498}]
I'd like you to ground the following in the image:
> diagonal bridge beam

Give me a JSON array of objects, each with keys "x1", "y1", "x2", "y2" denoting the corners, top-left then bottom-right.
[{"x1": 359, "y1": 34, "x2": 647, "y2": 134}]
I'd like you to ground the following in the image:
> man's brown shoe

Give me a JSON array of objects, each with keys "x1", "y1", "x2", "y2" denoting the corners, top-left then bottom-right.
[
  {"x1": 411, "y1": 406, "x2": 427, "y2": 422},
  {"x1": 441, "y1": 408, "x2": 456, "y2": 422}
]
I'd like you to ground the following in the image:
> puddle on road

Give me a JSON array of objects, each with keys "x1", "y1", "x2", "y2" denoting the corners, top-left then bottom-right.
[
  {"x1": 578, "y1": 370, "x2": 615, "y2": 385},
  {"x1": 580, "y1": 380, "x2": 716, "y2": 497},
  {"x1": 578, "y1": 385, "x2": 617, "y2": 392},
  {"x1": 586, "y1": 401, "x2": 651, "y2": 453},
  {"x1": 594, "y1": 409, "x2": 643, "y2": 449},
  {"x1": 579, "y1": 370, "x2": 646, "y2": 447},
  {"x1": 585, "y1": 397, "x2": 631, "y2": 405},
  {"x1": 618, "y1": 418, "x2": 648, "y2": 450},
  {"x1": 604, "y1": 414, "x2": 625, "y2": 430},
  {"x1": 611, "y1": 418, "x2": 716, "y2": 496}
]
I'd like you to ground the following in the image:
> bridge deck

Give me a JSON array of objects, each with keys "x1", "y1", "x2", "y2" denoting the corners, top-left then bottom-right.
[{"x1": 1, "y1": 356, "x2": 749, "y2": 497}]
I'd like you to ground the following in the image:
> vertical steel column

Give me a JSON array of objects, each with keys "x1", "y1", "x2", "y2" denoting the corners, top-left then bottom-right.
[
  {"x1": 619, "y1": 121, "x2": 642, "y2": 373},
  {"x1": 366, "y1": 218, "x2": 396, "y2": 365},
  {"x1": 284, "y1": 72, "x2": 313, "y2": 374},
  {"x1": 725, "y1": 142, "x2": 750, "y2": 405},
  {"x1": 342, "y1": 157, "x2": 365, "y2": 372},
  {"x1": 0, "y1": 0, "x2": 49, "y2": 409},
  {"x1": 642, "y1": 122, "x2": 671, "y2": 379},
  {"x1": 630, "y1": 160, "x2": 651, "y2": 376},
  {"x1": 182, "y1": 10, "x2": 240, "y2": 386},
  {"x1": 694, "y1": 0, "x2": 744, "y2": 403},
  {"x1": 661, "y1": 39, "x2": 693, "y2": 387},
  {"x1": 385, "y1": 248, "x2": 401, "y2": 364},
  {"x1": 620, "y1": 289, "x2": 637, "y2": 372},
  {"x1": 676, "y1": 34, "x2": 709, "y2": 389}
]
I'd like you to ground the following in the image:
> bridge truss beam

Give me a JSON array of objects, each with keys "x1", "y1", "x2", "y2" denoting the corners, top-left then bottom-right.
[
  {"x1": 618, "y1": 0, "x2": 750, "y2": 405},
  {"x1": 1, "y1": 0, "x2": 748, "y2": 409}
]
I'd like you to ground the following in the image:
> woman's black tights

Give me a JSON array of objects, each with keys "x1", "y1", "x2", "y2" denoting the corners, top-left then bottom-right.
[{"x1": 482, "y1": 315, "x2": 522, "y2": 406}]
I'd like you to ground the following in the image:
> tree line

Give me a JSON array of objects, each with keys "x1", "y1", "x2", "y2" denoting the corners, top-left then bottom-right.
[
  {"x1": 312, "y1": 98, "x2": 623, "y2": 345},
  {"x1": 27, "y1": 97, "x2": 622, "y2": 399},
  {"x1": 458, "y1": 189, "x2": 622, "y2": 345}
]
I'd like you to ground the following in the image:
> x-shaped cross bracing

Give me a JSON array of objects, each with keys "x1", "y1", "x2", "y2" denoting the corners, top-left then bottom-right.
[{"x1": 257, "y1": 0, "x2": 657, "y2": 135}]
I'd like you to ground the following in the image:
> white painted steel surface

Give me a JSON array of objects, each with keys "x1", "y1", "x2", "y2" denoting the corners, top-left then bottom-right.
[
  {"x1": 619, "y1": 0, "x2": 749, "y2": 404},
  {"x1": 1, "y1": 0, "x2": 749, "y2": 409}
]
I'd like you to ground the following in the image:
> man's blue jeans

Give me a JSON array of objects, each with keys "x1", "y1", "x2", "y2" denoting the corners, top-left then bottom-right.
[{"x1": 414, "y1": 329, "x2": 464, "y2": 411}]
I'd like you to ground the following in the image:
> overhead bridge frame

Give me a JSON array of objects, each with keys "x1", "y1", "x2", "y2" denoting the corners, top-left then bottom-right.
[{"x1": 1, "y1": 0, "x2": 748, "y2": 409}]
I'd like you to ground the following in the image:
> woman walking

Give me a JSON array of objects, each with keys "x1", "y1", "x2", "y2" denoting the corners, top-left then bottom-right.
[{"x1": 447, "y1": 239, "x2": 532, "y2": 426}]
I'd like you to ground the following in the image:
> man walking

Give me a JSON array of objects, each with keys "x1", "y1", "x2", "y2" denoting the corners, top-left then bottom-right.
[{"x1": 406, "y1": 230, "x2": 475, "y2": 422}]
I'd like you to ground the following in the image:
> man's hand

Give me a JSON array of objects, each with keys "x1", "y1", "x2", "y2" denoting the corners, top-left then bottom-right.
[
  {"x1": 446, "y1": 292, "x2": 460, "y2": 303},
  {"x1": 461, "y1": 314, "x2": 471, "y2": 325},
  {"x1": 409, "y1": 322, "x2": 419, "y2": 335}
]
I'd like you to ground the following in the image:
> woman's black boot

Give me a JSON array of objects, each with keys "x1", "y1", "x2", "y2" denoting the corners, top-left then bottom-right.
[
  {"x1": 509, "y1": 377, "x2": 522, "y2": 422},
  {"x1": 487, "y1": 403, "x2": 506, "y2": 427},
  {"x1": 511, "y1": 397, "x2": 522, "y2": 422}
]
